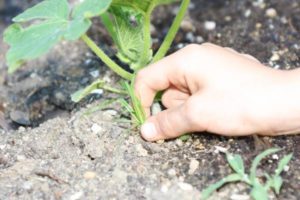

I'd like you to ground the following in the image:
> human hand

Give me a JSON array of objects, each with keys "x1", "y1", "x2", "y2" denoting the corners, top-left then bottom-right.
[{"x1": 135, "y1": 43, "x2": 300, "y2": 141}]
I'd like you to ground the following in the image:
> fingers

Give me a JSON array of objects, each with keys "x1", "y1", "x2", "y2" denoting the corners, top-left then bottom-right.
[
  {"x1": 161, "y1": 87, "x2": 190, "y2": 108},
  {"x1": 134, "y1": 50, "x2": 187, "y2": 116},
  {"x1": 141, "y1": 102, "x2": 201, "y2": 141}
]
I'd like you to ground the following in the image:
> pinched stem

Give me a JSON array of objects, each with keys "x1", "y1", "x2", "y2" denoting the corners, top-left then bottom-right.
[
  {"x1": 81, "y1": 34, "x2": 133, "y2": 80},
  {"x1": 152, "y1": 0, "x2": 190, "y2": 63}
]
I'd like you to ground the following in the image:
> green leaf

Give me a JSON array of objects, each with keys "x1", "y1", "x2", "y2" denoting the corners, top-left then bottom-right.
[
  {"x1": 251, "y1": 183, "x2": 269, "y2": 200},
  {"x1": 71, "y1": 80, "x2": 105, "y2": 103},
  {"x1": 112, "y1": 0, "x2": 179, "y2": 13},
  {"x1": 272, "y1": 176, "x2": 283, "y2": 194},
  {"x1": 13, "y1": 0, "x2": 69, "y2": 22},
  {"x1": 226, "y1": 153, "x2": 245, "y2": 176},
  {"x1": 275, "y1": 153, "x2": 293, "y2": 176},
  {"x1": 5, "y1": 20, "x2": 67, "y2": 73},
  {"x1": 106, "y1": 6, "x2": 152, "y2": 70},
  {"x1": 4, "y1": 0, "x2": 113, "y2": 72},
  {"x1": 63, "y1": 18, "x2": 91, "y2": 40},
  {"x1": 201, "y1": 173, "x2": 241, "y2": 200},
  {"x1": 250, "y1": 148, "x2": 281, "y2": 182},
  {"x1": 121, "y1": 81, "x2": 145, "y2": 126},
  {"x1": 72, "y1": 0, "x2": 112, "y2": 19}
]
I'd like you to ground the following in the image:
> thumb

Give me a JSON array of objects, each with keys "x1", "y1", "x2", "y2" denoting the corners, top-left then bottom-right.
[{"x1": 140, "y1": 103, "x2": 199, "y2": 141}]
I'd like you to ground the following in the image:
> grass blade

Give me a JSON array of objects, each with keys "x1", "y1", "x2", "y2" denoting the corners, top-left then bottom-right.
[
  {"x1": 201, "y1": 173, "x2": 241, "y2": 200},
  {"x1": 250, "y1": 148, "x2": 281, "y2": 182}
]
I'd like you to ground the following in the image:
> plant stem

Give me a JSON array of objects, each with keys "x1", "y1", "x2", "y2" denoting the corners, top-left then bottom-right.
[
  {"x1": 81, "y1": 34, "x2": 133, "y2": 80},
  {"x1": 152, "y1": 0, "x2": 190, "y2": 63}
]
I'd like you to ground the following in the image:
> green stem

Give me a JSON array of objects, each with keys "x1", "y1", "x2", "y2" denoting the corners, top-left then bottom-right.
[
  {"x1": 81, "y1": 34, "x2": 133, "y2": 80},
  {"x1": 152, "y1": 0, "x2": 190, "y2": 63}
]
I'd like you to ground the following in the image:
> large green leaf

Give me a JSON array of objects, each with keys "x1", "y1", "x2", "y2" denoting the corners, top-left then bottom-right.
[
  {"x1": 13, "y1": 0, "x2": 69, "y2": 22},
  {"x1": 72, "y1": 0, "x2": 112, "y2": 19},
  {"x1": 4, "y1": 0, "x2": 112, "y2": 73},
  {"x1": 112, "y1": 0, "x2": 179, "y2": 13},
  {"x1": 104, "y1": 6, "x2": 152, "y2": 70}
]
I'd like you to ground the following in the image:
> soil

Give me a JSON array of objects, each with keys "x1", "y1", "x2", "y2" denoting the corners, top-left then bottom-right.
[{"x1": 0, "y1": 0, "x2": 299, "y2": 199}]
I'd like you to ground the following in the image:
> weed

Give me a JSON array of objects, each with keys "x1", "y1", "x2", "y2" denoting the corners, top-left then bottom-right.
[
  {"x1": 3, "y1": 0, "x2": 190, "y2": 126},
  {"x1": 201, "y1": 148, "x2": 293, "y2": 200}
]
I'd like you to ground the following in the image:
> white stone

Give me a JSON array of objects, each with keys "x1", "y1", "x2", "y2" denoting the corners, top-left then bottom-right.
[
  {"x1": 266, "y1": 8, "x2": 277, "y2": 18},
  {"x1": 188, "y1": 159, "x2": 199, "y2": 175},
  {"x1": 204, "y1": 21, "x2": 216, "y2": 31},
  {"x1": 91, "y1": 123, "x2": 103, "y2": 134},
  {"x1": 177, "y1": 182, "x2": 193, "y2": 191}
]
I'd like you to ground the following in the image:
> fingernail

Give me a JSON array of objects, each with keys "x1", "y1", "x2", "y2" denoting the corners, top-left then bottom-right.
[{"x1": 141, "y1": 122, "x2": 157, "y2": 141}]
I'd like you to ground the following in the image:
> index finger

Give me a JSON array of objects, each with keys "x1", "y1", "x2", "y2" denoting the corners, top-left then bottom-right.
[{"x1": 134, "y1": 51, "x2": 186, "y2": 117}]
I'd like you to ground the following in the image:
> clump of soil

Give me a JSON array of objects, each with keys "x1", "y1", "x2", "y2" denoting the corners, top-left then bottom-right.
[{"x1": 0, "y1": 0, "x2": 299, "y2": 199}]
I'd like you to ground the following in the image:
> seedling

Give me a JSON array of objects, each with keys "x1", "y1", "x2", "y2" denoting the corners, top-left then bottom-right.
[
  {"x1": 201, "y1": 148, "x2": 293, "y2": 200},
  {"x1": 3, "y1": 0, "x2": 190, "y2": 127}
]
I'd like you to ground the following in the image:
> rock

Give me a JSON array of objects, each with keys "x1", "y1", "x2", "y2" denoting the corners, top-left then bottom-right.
[
  {"x1": 10, "y1": 110, "x2": 31, "y2": 126},
  {"x1": 270, "y1": 52, "x2": 280, "y2": 61},
  {"x1": 188, "y1": 159, "x2": 199, "y2": 175},
  {"x1": 244, "y1": 9, "x2": 252, "y2": 18},
  {"x1": 177, "y1": 182, "x2": 193, "y2": 191},
  {"x1": 272, "y1": 154, "x2": 279, "y2": 160},
  {"x1": 204, "y1": 21, "x2": 216, "y2": 31},
  {"x1": 70, "y1": 191, "x2": 84, "y2": 200},
  {"x1": 266, "y1": 8, "x2": 277, "y2": 18},
  {"x1": 181, "y1": 18, "x2": 195, "y2": 32},
  {"x1": 196, "y1": 36, "x2": 204, "y2": 43},
  {"x1": 186, "y1": 32, "x2": 195, "y2": 42},
  {"x1": 135, "y1": 144, "x2": 148, "y2": 157},
  {"x1": 167, "y1": 168, "x2": 177, "y2": 177},
  {"x1": 22, "y1": 181, "x2": 33, "y2": 191},
  {"x1": 84, "y1": 171, "x2": 97, "y2": 179},
  {"x1": 214, "y1": 146, "x2": 228, "y2": 154},
  {"x1": 230, "y1": 194, "x2": 250, "y2": 200},
  {"x1": 91, "y1": 123, "x2": 103, "y2": 134}
]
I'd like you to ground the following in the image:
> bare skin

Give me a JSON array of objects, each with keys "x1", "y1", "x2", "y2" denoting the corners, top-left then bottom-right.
[{"x1": 134, "y1": 43, "x2": 300, "y2": 142}]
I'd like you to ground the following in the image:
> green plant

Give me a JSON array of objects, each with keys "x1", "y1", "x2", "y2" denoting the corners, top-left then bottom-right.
[
  {"x1": 201, "y1": 148, "x2": 293, "y2": 200},
  {"x1": 3, "y1": 0, "x2": 190, "y2": 126}
]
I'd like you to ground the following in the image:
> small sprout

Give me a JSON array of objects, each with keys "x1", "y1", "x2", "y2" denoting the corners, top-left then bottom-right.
[{"x1": 201, "y1": 148, "x2": 293, "y2": 200}]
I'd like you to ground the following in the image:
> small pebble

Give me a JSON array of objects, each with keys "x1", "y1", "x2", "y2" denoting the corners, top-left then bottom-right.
[
  {"x1": 244, "y1": 9, "x2": 252, "y2": 18},
  {"x1": 156, "y1": 140, "x2": 165, "y2": 144},
  {"x1": 177, "y1": 182, "x2": 193, "y2": 191},
  {"x1": 188, "y1": 159, "x2": 199, "y2": 175},
  {"x1": 230, "y1": 194, "x2": 250, "y2": 200},
  {"x1": 284, "y1": 165, "x2": 290, "y2": 172},
  {"x1": 181, "y1": 19, "x2": 195, "y2": 32},
  {"x1": 17, "y1": 155, "x2": 26, "y2": 161},
  {"x1": 168, "y1": 168, "x2": 177, "y2": 177},
  {"x1": 196, "y1": 36, "x2": 204, "y2": 43},
  {"x1": 272, "y1": 154, "x2": 279, "y2": 160},
  {"x1": 91, "y1": 123, "x2": 103, "y2": 134},
  {"x1": 135, "y1": 144, "x2": 148, "y2": 157},
  {"x1": 89, "y1": 70, "x2": 99, "y2": 78},
  {"x1": 84, "y1": 171, "x2": 97, "y2": 179},
  {"x1": 266, "y1": 8, "x2": 277, "y2": 18},
  {"x1": 186, "y1": 32, "x2": 195, "y2": 42},
  {"x1": 270, "y1": 52, "x2": 280, "y2": 61},
  {"x1": 204, "y1": 21, "x2": 216, "y2": 31},
  {"x1": 176, "y1": 139, "x2": 183, "y2": 147},
  {"x1": 70, "y1": 191, "x2": 84, "y2": 200},
  {"x1": 214, "y1": 146, "x2": 228, "y2": 154}
]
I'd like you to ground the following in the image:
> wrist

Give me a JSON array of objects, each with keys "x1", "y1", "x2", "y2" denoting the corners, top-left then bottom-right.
[{"x1": 260, "y1": 68, "x2": 300, "y2": 136}]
